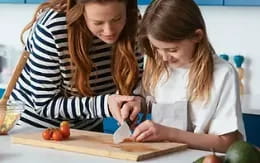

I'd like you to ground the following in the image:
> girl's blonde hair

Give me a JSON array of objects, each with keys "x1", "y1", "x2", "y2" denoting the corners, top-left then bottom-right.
[
  {"x1": 140, "y1": 0, "x2": 215, "y2": 102},
  {"x1": 21, "y1": 0, "x2": 140, "y2": 96}
]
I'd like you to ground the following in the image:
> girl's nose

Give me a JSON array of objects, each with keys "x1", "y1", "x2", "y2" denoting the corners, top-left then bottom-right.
[{"x1": 160, "y1": 51, "x2": 169, "y2": 61}]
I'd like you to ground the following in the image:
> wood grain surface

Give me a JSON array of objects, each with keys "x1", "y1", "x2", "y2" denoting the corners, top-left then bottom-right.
[{"x1": 11, "y1": 129, "x2": 187, "y2": 161}]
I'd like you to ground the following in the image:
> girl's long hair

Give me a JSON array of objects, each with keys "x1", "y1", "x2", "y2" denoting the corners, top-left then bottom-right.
[
  {"x1": 140, "y1": 0, "x2": 214, "y2": 102},
  {"x1": 21, "y1": 0, "x2": 139, "y2": 96}
]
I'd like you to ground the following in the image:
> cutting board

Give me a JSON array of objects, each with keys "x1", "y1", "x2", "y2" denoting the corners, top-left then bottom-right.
[{"x1": 11, "y1": 129, "x2": 187, "y2": 161}]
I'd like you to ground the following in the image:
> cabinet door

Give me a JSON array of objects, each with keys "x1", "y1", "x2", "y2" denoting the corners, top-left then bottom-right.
[
  {"x1": 194, "y1": 0, "x2": 224, "y2": 5},
  {"x1": 243, "y1": 114, "x2": 260, "y2": 147},
  {"x1": 24, "y1": 0, "x2": 152, "y2": 5},
  {"x1": 225, "y1": 0, "x2": 260, "y2": 5},
  {"x1": 0, "y1": 0, "x2": 24, "y2": 3},
  {"x1": 138, "y1": 0, "x2": 152, "y2": 5},
  {"x1": 25, "y1": 0, "x2": 45, "y2": 3}
]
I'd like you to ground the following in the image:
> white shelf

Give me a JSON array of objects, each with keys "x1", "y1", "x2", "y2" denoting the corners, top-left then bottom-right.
[{"x1": 241, "y1": 94, "x2": 260, "y2": 115}]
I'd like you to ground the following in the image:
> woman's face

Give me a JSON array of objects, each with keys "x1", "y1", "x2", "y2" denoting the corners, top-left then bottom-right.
[
  {"x1": 84, "y1": 1, "x2": 126, "y2": 44},
  {"x1": 148, "y1": 34, "x2": 198, "y2": 69}
]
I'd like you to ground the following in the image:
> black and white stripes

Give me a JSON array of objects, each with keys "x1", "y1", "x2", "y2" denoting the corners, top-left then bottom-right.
[{"x1": 11, "y1": 9, "x2": 143, "y2": 130}]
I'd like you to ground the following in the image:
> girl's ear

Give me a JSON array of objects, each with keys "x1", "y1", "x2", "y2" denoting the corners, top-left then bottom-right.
[{"x1": 192, "y1": 29, "x2": 204, "y2": 43}]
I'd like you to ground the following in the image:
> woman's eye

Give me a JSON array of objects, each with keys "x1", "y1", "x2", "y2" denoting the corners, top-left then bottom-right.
[
  {"x1": 93, "y1": 22, "x2": 103, "y2": 26},
  {"x1": 168, "y1": 49, "x2": 177, "y2": 53},
  {"x1": 112, "y1": 17, "x2": 121, "y2": 22}
]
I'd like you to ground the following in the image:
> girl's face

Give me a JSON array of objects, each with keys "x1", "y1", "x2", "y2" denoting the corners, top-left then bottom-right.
[
  {"x1": 148, "y1": 34, "x2": 199, "y2": 69},
  {"x1": 84, "y1": 1, "x2": 126, "y2": 44}
]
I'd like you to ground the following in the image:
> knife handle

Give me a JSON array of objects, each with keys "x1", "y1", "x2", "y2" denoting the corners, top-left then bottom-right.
[{"x1": 125, "y1": 117, "x2": 132, "y2": 126}]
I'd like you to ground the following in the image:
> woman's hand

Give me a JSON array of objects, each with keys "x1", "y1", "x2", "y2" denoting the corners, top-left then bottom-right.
[
  {"x1": 131, "y1": 120, "x2": 171, "y2": 142},
  {"x1": 108, "y1": 95, "x2": 143, "y2": 124},
  {"x1": 120, "y1": 96, "x2": 143, "y2": 122}
]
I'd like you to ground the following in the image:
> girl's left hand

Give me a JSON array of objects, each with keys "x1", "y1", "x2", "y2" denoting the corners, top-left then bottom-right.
[{"x1": 131, "y1": 120, "x2": 170, "y2": 142}]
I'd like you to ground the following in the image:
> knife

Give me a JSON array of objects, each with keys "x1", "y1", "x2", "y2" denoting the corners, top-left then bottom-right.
[
  {"x1": 113, "y1": 118, "x2": 132, "y2": 144},
  {"x1": 113, "y1": 95, "x2": 151, "y2": 144}
]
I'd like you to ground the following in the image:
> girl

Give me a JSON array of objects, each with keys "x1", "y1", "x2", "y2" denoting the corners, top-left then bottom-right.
[
  {"x1": 10, "y1": 0, "x2": 143, "y2": 131},
  {"x1": 132, "y1": 0, "x2": 245, "y2": 152}
]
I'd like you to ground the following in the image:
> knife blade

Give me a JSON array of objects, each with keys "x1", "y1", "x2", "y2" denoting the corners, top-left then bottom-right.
[{"x1": 113, "y1": 119, "x2": 132, "y2": 144}]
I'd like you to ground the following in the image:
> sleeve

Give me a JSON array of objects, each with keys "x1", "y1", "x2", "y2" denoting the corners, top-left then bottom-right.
[
  {"x1": 136, "y1": 8, "x2": 144, "y2": 79},
  {"x1": 208, "y1": 65, "x2": 245, "y2": 136},
  {"x1": 136, "y1": 50, "x2": 144, "y2": 79},
  {"x1": 25, "y1": 23, "x2": 112, "y2": 120}
]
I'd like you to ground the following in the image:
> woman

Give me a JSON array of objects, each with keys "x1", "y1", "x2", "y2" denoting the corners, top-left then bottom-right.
[
  {"x1": 10, "y1": 0, "x2": 143, "y2": 132},
  {"x1": 132, "y1": 0, "x2": 245, "y2": 152}
]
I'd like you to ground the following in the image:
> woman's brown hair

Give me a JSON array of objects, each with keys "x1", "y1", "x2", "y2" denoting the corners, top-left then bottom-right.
[
  {"x1": 21, "y1": 0, "x2": 139, "y2": 96},
  {"x1": 140, "y1": 0, "x2": 215, "y2": 102}
]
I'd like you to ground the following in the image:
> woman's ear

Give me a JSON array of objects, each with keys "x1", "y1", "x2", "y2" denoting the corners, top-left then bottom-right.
[{"x1": 192, "y1": 29, "x2": 204, "y2": 43}]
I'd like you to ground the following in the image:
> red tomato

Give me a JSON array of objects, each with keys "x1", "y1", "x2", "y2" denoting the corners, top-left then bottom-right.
[
  {"x1": 60, "y1": 125, "x2": 70, "y2": 139},
  {"x1": 52, "y1": 129, "x2": 63, "y2": 141},
  {"x1": 42, "y1": 128, "x2": 52, "y2": 140},
  {"x1": 60, "y1": 121, "x2": 70, "y2": 139},
  {"x1": 60, "y1": 121, "x2": 70, "y2": 128}
]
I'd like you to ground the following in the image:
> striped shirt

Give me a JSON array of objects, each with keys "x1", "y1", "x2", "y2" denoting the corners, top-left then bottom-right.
[{"x1": 10, "y1": 9, "x2": 143, "y2": 130}]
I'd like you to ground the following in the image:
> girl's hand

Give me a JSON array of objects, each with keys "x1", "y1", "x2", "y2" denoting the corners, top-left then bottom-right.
[
  {"x1": 108, "y1": 94, "x2": 142, "y2": 124},
  {"x1": 131, "y1": 120, "x2": 171, "y2": 142}
]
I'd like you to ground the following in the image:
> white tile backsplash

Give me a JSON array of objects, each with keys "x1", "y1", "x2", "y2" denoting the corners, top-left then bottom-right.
[{"x1": 0, "y1": 4, "x2": 260, "y2": 96}]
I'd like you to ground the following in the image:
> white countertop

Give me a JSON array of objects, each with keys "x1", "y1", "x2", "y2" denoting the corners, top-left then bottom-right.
[{"x1": 0, "y1": 127, "x2": 213, "y2": 163}]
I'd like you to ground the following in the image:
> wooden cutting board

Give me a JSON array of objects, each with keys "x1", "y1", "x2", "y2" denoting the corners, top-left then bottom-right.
[{"x1": 11, "y1": 129, "x2": 187, "y2": 161}]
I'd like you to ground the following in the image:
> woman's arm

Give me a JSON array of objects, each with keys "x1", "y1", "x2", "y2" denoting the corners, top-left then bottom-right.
[
  {"x1": 13, "y1": 17, "x2": 119, "y2": 121},
  {"x1": 16, "y1": 19, "x2": 142, "y2": 123}
]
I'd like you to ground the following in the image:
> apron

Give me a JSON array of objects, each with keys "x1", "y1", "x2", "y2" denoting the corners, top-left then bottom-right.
[{"x1": 151, "y1": 100, "x2": 189, "y2": 131}]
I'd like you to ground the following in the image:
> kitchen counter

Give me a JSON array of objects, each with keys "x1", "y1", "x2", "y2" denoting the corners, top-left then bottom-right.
[{"x1": 0, "y1": 127, "x2": 213, "y2": 163}]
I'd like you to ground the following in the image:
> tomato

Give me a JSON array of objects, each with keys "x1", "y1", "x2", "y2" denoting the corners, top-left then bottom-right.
[
  {"x1": 52, "y1": 129, "x2": 63, "y2": 141},
  {"x1": 60, "y1": 121, "x2": 70, "y2": 139},
  {"x1": 60, "y1": 125, "x2": 70, "y2": 139},
  {"x1": 60, "y1": 121, "x2": 70, "y2": 128},
  {"x1": 42, "y1": 128, "x2": 53, "y2": 140}
]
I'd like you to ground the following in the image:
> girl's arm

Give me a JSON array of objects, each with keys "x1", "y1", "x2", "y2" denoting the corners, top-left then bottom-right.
[
  {"x1": 169, "y1": 126, "x2": 242, "y2": 153},
  {"x1": 132, "y1": 120, "x2": 242, "y2": 153}
]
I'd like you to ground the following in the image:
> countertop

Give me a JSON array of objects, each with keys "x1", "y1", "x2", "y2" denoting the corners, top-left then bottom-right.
[{"x1": 0, "y1": 127, "x2": 213, "y2": 163}]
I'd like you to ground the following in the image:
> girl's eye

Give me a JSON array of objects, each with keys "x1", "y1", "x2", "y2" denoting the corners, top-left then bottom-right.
[{"x1": 152, "y1": 46, "x2": 158, "y2": 51}]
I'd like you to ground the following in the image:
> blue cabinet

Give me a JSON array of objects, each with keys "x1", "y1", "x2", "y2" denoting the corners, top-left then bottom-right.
[
  {"x1": 225, "y1": 0, "x2": 260, "y2": 6},
  {"x1": 138, "y1": 0, "x2": 152, "y2": 5},
  {"x1": 0, "y1": 0, "x2": 24, "y2": 3},
  {"x1": 103, "y1": 113, "x2": 151, "y2": 134},
  {"x1": 194, "y1": 0, "x2": 224, "y2": 5},
  {"x1": 25, "y1": 0, "x2": 45, "y2": 3},
  {"x1": 0, "y1": 88, "x2": 4, "y2": 98},
  {"x1": 138, "y1": 0, "x2": 225, "y2": 5},
  {"x1": 243, "y1": 113, "x2": 260, "y2": 147}
]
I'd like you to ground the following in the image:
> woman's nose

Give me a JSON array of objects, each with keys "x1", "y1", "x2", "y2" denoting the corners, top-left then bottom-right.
[{"x1": 103, "y1": 23, "x2": 114, "y2": 35}]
